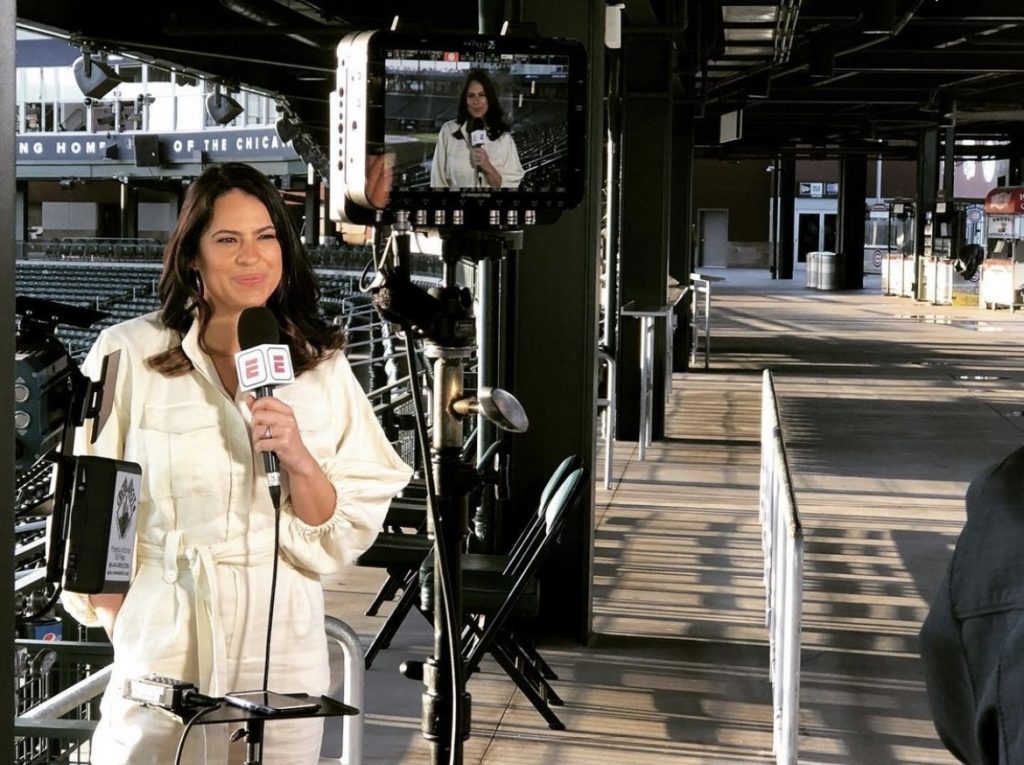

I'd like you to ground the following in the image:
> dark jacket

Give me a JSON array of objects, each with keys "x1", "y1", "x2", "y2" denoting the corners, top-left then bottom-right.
[{"x1": 921, "y1": 445, "x2": 1024, "y2": 764}]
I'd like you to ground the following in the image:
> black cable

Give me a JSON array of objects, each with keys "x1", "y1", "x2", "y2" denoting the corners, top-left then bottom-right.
[
  {"x1": 404, "y1": 335, "x2": 460, "y2": 765},
  {"x1": 173, "y1": 704, "x2": 221, "y2": 765},
  {"x1": 262, "y1": 494, "x2": 282, "y2": 693}
]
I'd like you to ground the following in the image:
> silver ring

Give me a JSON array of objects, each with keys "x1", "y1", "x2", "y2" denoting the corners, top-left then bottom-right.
[{"x1": 264, "y1": 426, "x2": 272, "y2": 439}]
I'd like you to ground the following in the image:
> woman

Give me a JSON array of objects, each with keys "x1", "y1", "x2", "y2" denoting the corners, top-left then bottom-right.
[
  {"x1": 430, "y1": 69, "x2": 524, "y2": 190},
  {"x1": 61, "y1": 162, "x2": 412, "y2": 763}
]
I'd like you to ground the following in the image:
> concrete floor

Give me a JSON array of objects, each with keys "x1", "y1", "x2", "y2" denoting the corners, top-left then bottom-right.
[{"x1": 323, "y1": 268, "x2": 1024, "y2": 764}]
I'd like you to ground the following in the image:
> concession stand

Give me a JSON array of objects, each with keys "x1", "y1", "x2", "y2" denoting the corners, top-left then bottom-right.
[{"x1": 980, "y1": 186, "x2": 1024, "y2": 311}]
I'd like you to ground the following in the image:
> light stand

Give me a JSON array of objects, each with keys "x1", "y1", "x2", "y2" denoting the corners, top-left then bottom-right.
[{"x1": 371, "y1": 213, "x2": 527, "y2": 765}]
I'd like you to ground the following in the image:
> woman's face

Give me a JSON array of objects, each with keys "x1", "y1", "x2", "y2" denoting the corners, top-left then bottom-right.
[
  {"x1": 194, "y1": 189, "x2": 283, "y2": 318},
  {"x1": 466, "y1": 80, "x2": 488, "y2": 119}
]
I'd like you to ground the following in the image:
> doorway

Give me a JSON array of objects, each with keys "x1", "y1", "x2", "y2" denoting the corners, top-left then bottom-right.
[
  {"x1": 698, "y1": 209, "x2": 728, "y2": 268},
  {"x1": 795, "y1": 211, "x2": 837, "y2": 266}
]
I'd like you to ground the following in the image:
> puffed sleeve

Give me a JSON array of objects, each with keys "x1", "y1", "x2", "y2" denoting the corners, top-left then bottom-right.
[
  {"x1": 55, "y1": 328, "x2": 132, "y2": 627},
  {"x1": 497, "y1": 132, "x2": 524, "y2": 189},
  {"x1": 279, "y1": 354, "x2": 412, "y2": 574}
]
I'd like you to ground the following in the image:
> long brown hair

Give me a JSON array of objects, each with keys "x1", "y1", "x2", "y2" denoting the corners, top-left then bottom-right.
[
  {"x1": 455, "y1": 69, "x2": 511, "y2": 139},
  {"x1": 148, "y1": 162, "x2": 343, "y2": 375}
]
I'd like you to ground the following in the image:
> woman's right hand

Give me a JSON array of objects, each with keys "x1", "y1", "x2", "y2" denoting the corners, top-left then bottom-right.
[{"x1": 90, "y1": 592, "x2": 125, "y2": 641}]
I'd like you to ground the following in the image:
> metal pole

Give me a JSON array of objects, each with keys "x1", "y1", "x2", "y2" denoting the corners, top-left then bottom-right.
[{"x1": 422, "y1": 249, "x2": 472, "y2": 765}]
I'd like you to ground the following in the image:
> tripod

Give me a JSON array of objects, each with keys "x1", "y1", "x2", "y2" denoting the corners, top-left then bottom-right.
[{"x1": 371, "y1": 213, "x2": 527, "y2": 764}]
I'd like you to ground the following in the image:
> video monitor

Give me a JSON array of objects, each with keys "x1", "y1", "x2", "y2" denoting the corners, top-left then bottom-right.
[{"x1": 331, "y1": 30, "x2": 588, "y2": 228}]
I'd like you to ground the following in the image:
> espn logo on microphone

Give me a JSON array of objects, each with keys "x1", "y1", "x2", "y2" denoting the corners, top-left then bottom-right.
[{"x1": 235, "y1": 345, "x2": 294, "y2": 392}]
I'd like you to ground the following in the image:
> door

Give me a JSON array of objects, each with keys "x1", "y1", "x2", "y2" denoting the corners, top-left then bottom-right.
[
  {"x1": 823, "y1": 213, "x2": 837, "y2": 252},
  {"x1": 797, "y1": 213, "x2": 820, "y2": 265},
  {"x1": 698, "y1": 209, "x2": 728, "y2": 268}
]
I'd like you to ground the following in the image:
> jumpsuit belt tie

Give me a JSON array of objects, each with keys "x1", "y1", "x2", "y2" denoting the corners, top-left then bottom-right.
[{"x1": 137, "y1": 528, "x2": 277, "y2": 697}]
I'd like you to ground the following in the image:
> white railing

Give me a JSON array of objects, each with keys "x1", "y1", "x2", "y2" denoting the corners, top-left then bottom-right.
[
  {"x1": 596, "y1": 349, "x2": 616, "y2": 489},
  {"x1": 759, "y1": 369, "x2": 803, "y2": 765},
  {"x1": 688, "y1": 274, "x2": 713, "y2": 368}
]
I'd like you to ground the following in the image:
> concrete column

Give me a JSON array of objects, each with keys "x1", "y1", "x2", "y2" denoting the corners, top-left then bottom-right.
[
  {"x1": 509, "y1": 0, "x2": 603, "y2": 642},
  {"x1": 670, "y1": 105, "x2": 694, "y2": 371},
  {"x1": 614, "y1": 36, "x2": 672, "y2": 441},
  {"x1": 1, "y1": 0, "x2": 18, "y2": 758},
  {"x1": 915, "y1": 128, "x2": 939, "y2": 290},
  {"x1": 1008, "y1": 128, "x2": 1024, "y2": 186},
  {"x1": 16, "y1": 179, "x2": 28, "y2": 242},
  {"x1": 838, "y1": 157, "x2": 866, "y2": 289},
  {"x1": 119, "y1": 182, "x2": 139, "y2": 238},
  {"x1": 778, "y1": 158, "x2": 796, "y2": 279},
  {"x1": 303, "y1": 175, "x2": 320, "y2": 246}
]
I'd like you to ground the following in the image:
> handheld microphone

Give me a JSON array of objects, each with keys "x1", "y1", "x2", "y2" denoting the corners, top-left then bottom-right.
[
  {"x1": 470, "y1": 117, "x2": 487, "y2": 148},
  {"x1": 235, "y1": 307, "x2": 294, "y2": 507},
  {"x1": 470, "y1": 117, "x2": 487, "y2": 187}
]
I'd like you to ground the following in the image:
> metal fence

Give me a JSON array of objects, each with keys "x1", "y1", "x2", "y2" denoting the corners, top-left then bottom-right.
[
  {"x1": 13, "y1": 620, "x2": 368, "y2": 765},
  {"x1": 14, "y1": 639, "x2": 113, "y2": 764},
  {"x1": 759, "y1": 369, "x2": 804, "y2": 765}
]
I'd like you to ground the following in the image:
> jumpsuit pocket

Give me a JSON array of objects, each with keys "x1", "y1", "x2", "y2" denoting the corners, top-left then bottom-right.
[{"x1": 140, "y1": 403, "x2": 222, "y2": 499}]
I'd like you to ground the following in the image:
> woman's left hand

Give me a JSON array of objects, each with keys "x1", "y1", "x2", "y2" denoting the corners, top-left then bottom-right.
[{"x1": 247, "y1": 395, "x2": 319, "y2": 478}]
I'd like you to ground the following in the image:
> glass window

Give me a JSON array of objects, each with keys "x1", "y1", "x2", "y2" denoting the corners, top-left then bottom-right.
[
  {"x1": 147, "y1": 65, "x2": 172, "y2": 83},
  {"x1": 244, "y1": 91, "x2": 264, "y2": 125},
  {"x1": 118, "y1": 64, "x2": 143, "y2": 83},
  {"x1": 60, "y1": 101, "x2": 88, "y2": 131},
  {"x1": 24, "y1": 103, "x2": 41, "y2": 132},
  {"x1": 119, "y1": 99, "x2": 142, "y2": 131},
  {"x1": 93, "y1": 101, "x2": 116, "y2": 132}
]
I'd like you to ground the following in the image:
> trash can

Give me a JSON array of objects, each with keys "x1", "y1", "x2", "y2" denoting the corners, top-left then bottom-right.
[
  {"x1": 818, "y1": 251, "x2": 837, "y2": 290},
  {"x1": 806, "y1": 251, "x2": 819, "y2": 289}
]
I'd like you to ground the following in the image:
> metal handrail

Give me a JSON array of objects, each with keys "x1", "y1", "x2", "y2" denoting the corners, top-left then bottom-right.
[
  {"x1": 324, "y1": 616, "x2": 366, "y2": 765},
  {"x1": 688, "y1": 275, "x2": 712, "y2": 368},
  {"x1": 759, "y1": 369, "x2": 803, "y2": 765},
  {"x1": 14, "y1": 621, "x2": 366, "y2": 765},
  {"x1": 596, "y1": 350, "x2": 616, "y2": 489},
  {"x1": 17, "y1": 665, "x2": 111, "y2": 722}
]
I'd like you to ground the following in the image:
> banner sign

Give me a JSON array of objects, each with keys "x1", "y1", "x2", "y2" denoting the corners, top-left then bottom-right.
[{"x1": 16, "y1": 128, "x2": 300, "y2": 164}]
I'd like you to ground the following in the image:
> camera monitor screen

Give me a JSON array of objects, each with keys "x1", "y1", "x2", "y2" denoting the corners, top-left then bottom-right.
[{"x1": 332, "y1": 31, "x2": 587, "y2": 228}]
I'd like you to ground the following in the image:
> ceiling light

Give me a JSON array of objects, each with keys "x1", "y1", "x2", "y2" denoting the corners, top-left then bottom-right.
[
  {"x1": 205, "y1": 86, "x2": 244, "y2": 125},
  {"x1": 72, "y1": 55, "x2": 122, "y2": 99}
]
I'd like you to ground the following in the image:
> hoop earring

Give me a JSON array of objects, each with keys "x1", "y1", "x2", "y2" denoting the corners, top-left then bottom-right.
[{"x1": 192, "y1": 270, "x2": 203, "y2": 296}]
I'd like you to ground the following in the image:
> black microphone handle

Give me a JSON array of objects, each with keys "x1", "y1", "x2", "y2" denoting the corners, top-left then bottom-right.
[{"x1": 252, "y1": 385, "x2": 281, "y2": 492}]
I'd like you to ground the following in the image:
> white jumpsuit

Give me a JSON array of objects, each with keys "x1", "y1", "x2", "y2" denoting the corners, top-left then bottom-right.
[
  {"x1": 60, "y1": 312, "x2": 412, "y2": 764},
  {"x1": 429, "y1": 119, "x2": 524, "y2": 190}
]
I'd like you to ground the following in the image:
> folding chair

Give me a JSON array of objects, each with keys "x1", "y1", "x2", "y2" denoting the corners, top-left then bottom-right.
[
  {"x1": 355, "y1": 441, "x2": 518, "y2": 669},
  {"x1": 419, "y1": 466, "x2": 588, "y2": 730}
]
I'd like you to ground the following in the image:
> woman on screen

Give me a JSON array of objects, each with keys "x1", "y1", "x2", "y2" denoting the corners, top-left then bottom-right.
[{"x1": 430, "y1": 69, "x2": 524, "y2": 190}]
